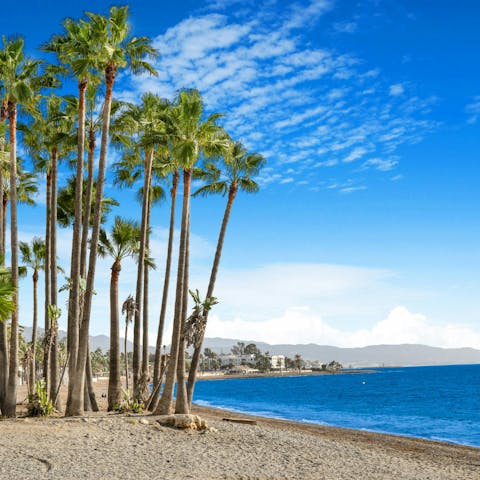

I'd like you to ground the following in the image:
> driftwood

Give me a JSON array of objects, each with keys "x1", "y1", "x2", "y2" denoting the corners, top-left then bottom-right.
[{"x1": 222, "y1": 417, "x2": 257, "y2": 425}]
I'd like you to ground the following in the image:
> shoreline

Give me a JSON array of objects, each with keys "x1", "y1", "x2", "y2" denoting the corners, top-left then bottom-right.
[
  {"x1": 1, "y1": 384, "x2": 478, "y2": 479},
  {"x1": 196, "y1": 368, "x2": 377, "y2": 381},
  {"x1": 192, "y1": 403, "x2": 480, "y2": 451}
]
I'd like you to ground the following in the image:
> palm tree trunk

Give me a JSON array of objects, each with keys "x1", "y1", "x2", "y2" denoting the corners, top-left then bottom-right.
[
  {"x1": 29, "y1": 270, "x2": 39, "y2": 396},
  {"x1": 4, "y1": 101, "x2": 19, "y2": 417},
  {"x1": 133, "y1": 148, "x2": 153, "y2": 401},
  {"x1": 175, "y1": 218, "x2": 189, "y2": 414},
  {"x1": 124, "y1": 322, "x2": 129, "y2": 390},
  {"x1": 150, "y1": 170, "x2": 178, "y2": 411},
  {"x1": 49, "y1": 149, "x2": 60, "y2": 408},
  {"x1": 43, "y1": 171, "x2": 51, "y2": 391},
  {"x1": 66, "y1": 79, "x2": 87, "y2": 412},
  {"x1": 108, "y1": 259, "x2": 122, "y2": 410},
  {"x1": 187, "y1": 184, "x2": 237, "y2": 407},
  {"x1": 2, "y1": 194, "x2": 6, "y2": 260},
  {"x1": 79, "y1": 130, "x2": 97, "y2": 413},
  {"x1": 140, "y1": 192, "x2": 152, "y2": 401},
  {"x1": 0, "y1": 156, "x2": 7, "y2": 413},
  {"x1": 66, "y1": 68, "x2": 115, "y2": 416},
  {"x1": 85, "y1": 347, "x2": 98, "y2": 411},
  {"x1": 155, "y1": 169, "x2": 191, "y2": 415},
  {"x1": 80, "y1": 129, "x2": 95, "y2": 278}
]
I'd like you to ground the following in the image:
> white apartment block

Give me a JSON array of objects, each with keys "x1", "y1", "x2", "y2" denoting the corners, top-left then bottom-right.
[{"x1": 270, "y1": 355, "x2": 285, "y2": 370}]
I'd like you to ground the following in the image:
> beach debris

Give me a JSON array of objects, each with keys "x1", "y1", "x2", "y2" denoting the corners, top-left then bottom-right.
[
  {"x1": 222, "y1": 418, "x2": 257, "y2": 425},
  {"x1": 156, "y1": 414, "x2": 209, "y2": 430}
]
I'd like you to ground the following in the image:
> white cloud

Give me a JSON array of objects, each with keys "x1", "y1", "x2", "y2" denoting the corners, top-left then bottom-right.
[
  {"x1": 389, "y1": 83, "x2": 405, "y2": 96},
  {"x1": 466, "y1": 95, "x2": 480, "y2": 124},
  {"x1": 283, "y1": 0, "x2": 333, "y2": 31},
  {"x1": 343, "y1": 147, "x2": 368, "y2": 163},
  {"x1": 362, "y1": 157, "x2": 398, "y2": 172},
  {"x1": 333, "y1": 21, "x2": 357, "y2": 34},
  {"x1": 190, "y1": 262, "x2": 399, "y2": 323},
  {"x1": 117, "y1": 1, "x2": 435, "y2": 193},
  {"x1": 207, "y1": 306, "x2": 480, "y2": 348}
]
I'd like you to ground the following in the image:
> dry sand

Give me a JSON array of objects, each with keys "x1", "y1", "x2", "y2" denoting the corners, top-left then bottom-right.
[{"x1": 0, "y1": 382, "x2": 478, "y2": 479}]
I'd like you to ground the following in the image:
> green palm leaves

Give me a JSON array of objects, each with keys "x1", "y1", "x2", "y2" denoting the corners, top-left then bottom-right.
[
  {"x1": 84, "y1": 6, "x2": 158, "y2": 76},
  {"x1": 99, "y1": 217, "x2": 141, "y2": 262},
  {"x1": 194, "y1": 141, "x2": 266, "y2": 197},
  {"x1": 0, "y1": 36, "x2": 41, "y2": 106},
  {"x1": 19, "y1": 237, "x2": 46, "y2": 272},
  {"x1": 0, "y1": 268, "x2": 14, "y2": 322}
]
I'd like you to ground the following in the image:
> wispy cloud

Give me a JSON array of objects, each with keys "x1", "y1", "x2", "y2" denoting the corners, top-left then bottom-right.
[
  {"x1": 389, "y1": 83, "x2": 405, "y2": 96},
  {"x1": 119, "y1": 0, "x2": 436, "y2": 192},
  {"x1": 333, "y1": 21, "x2": 357, "y2": 34},
  {"x1": 466, "y1": 95, "x2": 480, "y2": 124}
]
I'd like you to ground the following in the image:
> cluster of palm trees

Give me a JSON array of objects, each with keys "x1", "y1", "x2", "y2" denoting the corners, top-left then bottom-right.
[{"x1": 0, "y1": 6, "x2": 265, "y2": 418}]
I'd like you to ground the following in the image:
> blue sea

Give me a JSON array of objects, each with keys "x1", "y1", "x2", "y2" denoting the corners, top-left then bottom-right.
[{"x1": 192, "y1": 364, "x2": 480, "y2": 447}]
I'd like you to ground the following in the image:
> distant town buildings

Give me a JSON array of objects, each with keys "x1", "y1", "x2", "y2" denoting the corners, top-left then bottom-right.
[{"x1": 204, "y1": 342, "x2": 343, "y2": 375}]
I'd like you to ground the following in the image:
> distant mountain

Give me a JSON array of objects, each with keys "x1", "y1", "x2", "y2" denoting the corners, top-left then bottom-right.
[
  {"x1": 201, "y1": 338, "x2": 480, "y2": 367},
  {"x1": 22, "y1": 328, "x2": 480, "y2": 367}
]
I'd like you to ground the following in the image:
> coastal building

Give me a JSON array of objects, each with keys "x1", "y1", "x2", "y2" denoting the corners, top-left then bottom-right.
[
  {"x1": 219, "y1": 353, "x2": 257, "y2": 367},
  {"x1": 270, "y1": 355, "x2": 285, "y2": 370}
]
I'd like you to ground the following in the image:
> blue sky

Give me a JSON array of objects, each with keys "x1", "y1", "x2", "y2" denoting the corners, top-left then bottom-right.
[{"x1": 4, "y1": 0, "x2": 480, "y2": 348}]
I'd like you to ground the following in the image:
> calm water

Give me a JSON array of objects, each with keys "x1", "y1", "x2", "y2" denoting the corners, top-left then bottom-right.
[{"x1": 193, "y1": 364, "x2": 480, "y2": 447}]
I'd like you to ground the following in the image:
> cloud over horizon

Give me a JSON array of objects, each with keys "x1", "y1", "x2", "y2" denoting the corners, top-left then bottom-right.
[{"x1": 207, "y1": 306, "x2": 480, "y2": 349}]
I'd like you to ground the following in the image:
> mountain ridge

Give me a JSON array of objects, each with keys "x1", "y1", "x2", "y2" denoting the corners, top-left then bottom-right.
[{"x1": 21, "y1": 327, "x2": 480, "y2": 367}]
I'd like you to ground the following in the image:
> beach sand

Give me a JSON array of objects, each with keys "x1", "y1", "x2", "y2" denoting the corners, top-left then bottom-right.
[{"x1": 0, "y1": 382, "x2": 478, "y2": 479}]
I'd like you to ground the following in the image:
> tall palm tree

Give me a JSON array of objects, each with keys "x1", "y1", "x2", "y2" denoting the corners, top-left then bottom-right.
[
  {"x1": 154, "y1": 89, "x2": 229, "y2": 415},
  {"x1": 186, "y1": 142, "x2": 265, "y2": 406},
  {"x1": 20, "y1": 94, "x2": 75, "y2": 406},
  {"x1": 0, "y1": 35, "x2": 45, "y2": 417},
  {"x1": 43, "y1": 18, "x2": 100, "y2": 396},
  {"x1": 114, "y1": 95, "x2": 169, "y2": 400},
  {"x1": 122, "y1": 295, "x2": 136, "y2": 391},
  {"x1": 67, "y1": 6, "x2": 157, "y2": 416},
  {"x1": 0, "y1": 126, "x2": 7, "y2": 413},
  {"x1": 149, "y1": 168, "x2": 179, "y2": 411},
  {"x1": 19, "y1": 238, "x2": 45, "y2": 395},
  {"x1": 98, "y1": 217, "x2": 140, "y2": 410}
]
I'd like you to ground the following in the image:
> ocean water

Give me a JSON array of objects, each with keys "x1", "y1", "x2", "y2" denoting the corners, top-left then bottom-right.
[{"x1": 193, "y1": 364, "x2": 480, "y2": 447}]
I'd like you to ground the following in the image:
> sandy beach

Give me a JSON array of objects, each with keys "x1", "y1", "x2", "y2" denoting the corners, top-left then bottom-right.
[{"x1": 0, "y1": 382, "x2": 478, "y2": 480}]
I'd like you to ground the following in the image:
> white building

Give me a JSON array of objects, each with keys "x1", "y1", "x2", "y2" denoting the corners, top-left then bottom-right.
[
  {"x1": 219, "y1": 354, "x2": 257, "y2": 367},
  {"x1": 270, "y1": 355, "x2": 285, "y2": 370}
]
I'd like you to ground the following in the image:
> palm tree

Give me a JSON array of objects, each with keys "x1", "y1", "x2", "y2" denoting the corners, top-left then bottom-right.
[
  {"x1": 149, "y1": 168, "x2": 179, "y2": 411},
  {"x1": 0, "y1": 127, "x2": 7, "y2": 413},
  {"x1": 186, "y1": 142, "x2": 265, "y2": 406},
  {"x1": 122, "y1": 295, "x2": 136, "y2": 391},
  {"x1": 43, "y1": 18, "x2": 100, "y2": 396},
  {"x1": 0, "y1": 35, "x2": 45, "y2": 417},
  {"x1": 113, "y1": 93, "x2": 169, "y2": 400},
  {"x1": 155, "y1": 89, "x2": 229, "y2": 415},
  {"x1": 19, "y1": 238, "x2": 45, "y2": 395},
  {"x1": 98, "y1": 217, "x2": 140, "y2": 410},
  {"x1": 20, "y1": 94, "x2": 75, "y2": 406},
  {"x1": 68, "y1": 6, "x2": 157, "y2": 416}
]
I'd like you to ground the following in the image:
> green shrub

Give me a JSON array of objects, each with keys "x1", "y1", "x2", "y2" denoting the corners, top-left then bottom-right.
[
  {"x1": 113, "y1": 388, "x2": 143, "y2": 414},
  {"x1": 27, "y1": 380, "x2": 54, "y2": 416}
]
